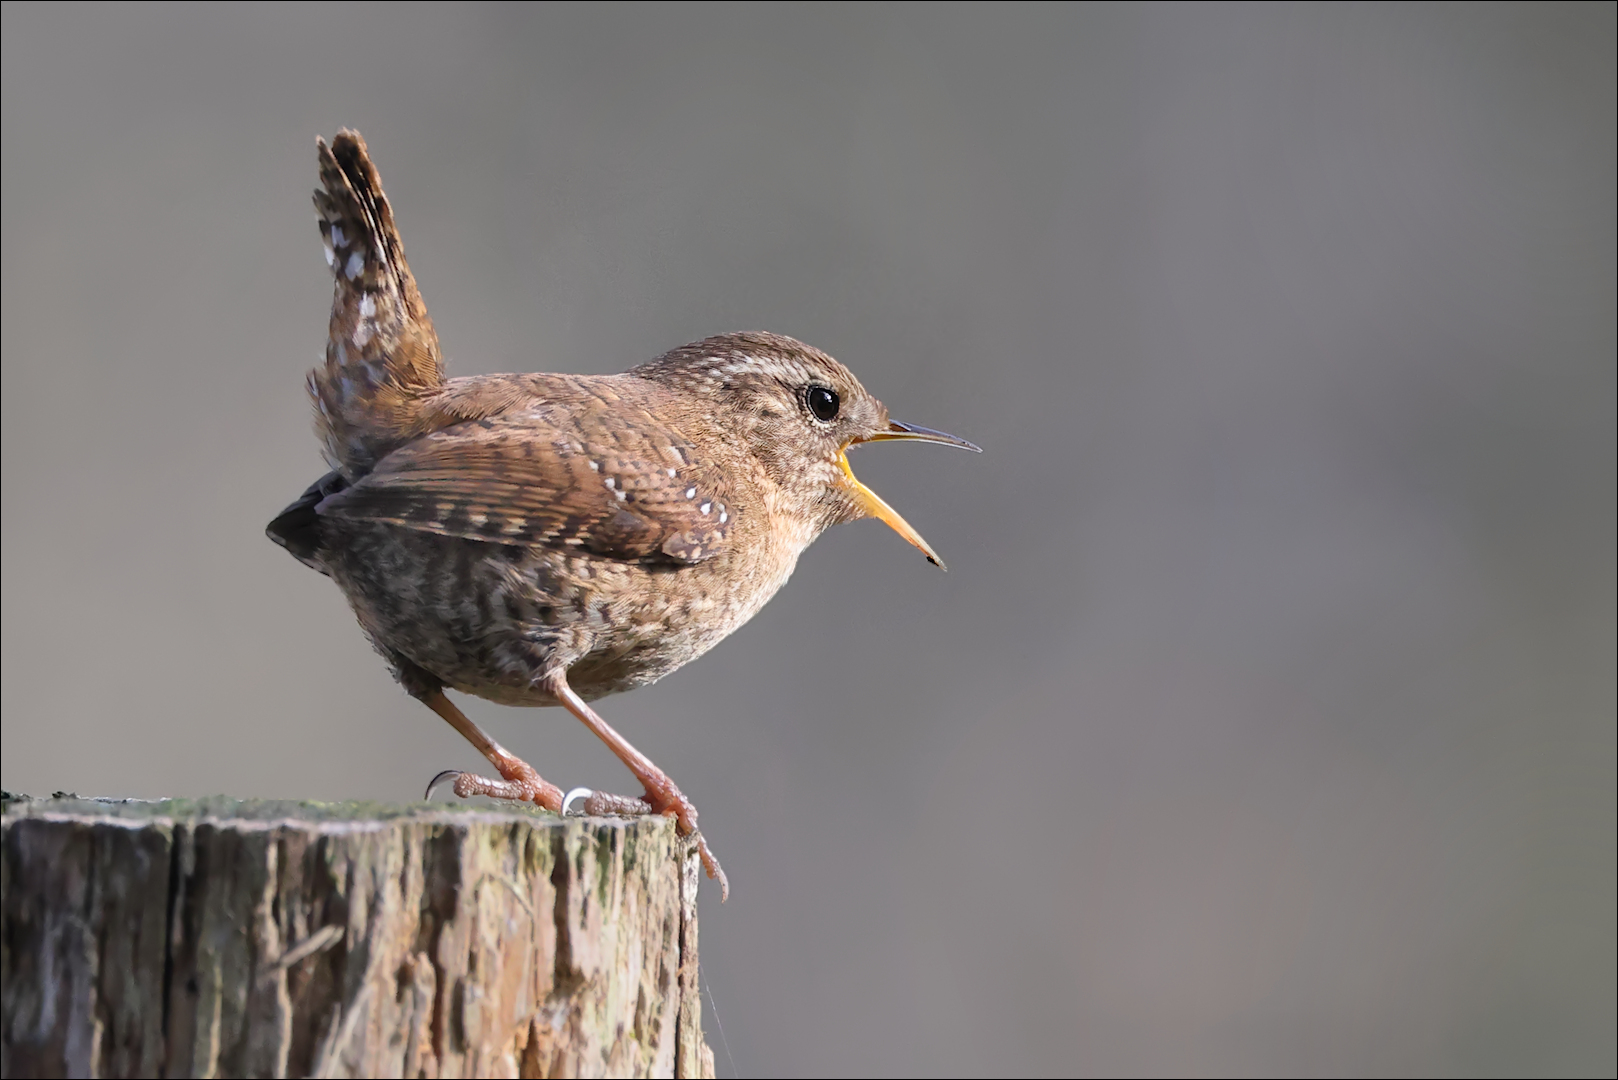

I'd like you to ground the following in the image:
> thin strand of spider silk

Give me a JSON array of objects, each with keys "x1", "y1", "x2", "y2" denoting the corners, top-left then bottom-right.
[{"x1": 703, "y1": 966, "x2": 736, "y2": 1077}]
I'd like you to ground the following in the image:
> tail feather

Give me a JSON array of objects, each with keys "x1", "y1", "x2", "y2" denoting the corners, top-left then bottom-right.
[{"x1": 308, "y1": 130, "x2": 444, "y2": 478}]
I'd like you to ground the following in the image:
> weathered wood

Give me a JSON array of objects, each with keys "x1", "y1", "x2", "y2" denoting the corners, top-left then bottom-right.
[{"x1": 0, "y1": 795, "x2": 713, "y2": 1079}]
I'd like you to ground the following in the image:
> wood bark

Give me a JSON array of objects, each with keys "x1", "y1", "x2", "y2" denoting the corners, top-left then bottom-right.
[{"x1": 0, "y1": 795, "x2": 714, "y2": 1079}]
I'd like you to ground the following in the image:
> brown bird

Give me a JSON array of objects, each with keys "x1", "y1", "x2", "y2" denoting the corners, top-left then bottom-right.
[{"x1": 267, "y1": 131, "x2": 978, "y2": 899}]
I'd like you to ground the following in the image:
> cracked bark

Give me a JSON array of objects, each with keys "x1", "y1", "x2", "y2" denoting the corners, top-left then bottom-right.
[{"x1": 1, "y1": 796, "x2": 714, "y2": 1079}]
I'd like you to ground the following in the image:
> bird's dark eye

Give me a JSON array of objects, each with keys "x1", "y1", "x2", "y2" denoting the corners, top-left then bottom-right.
[{"x1": 806, "y1": 385, "x2": 840, "y2": 423}]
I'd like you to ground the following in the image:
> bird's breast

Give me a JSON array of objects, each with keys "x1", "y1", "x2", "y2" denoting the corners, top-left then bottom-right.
[{"x1": 556, "y1": 535, "x2": 805, "y2": 700}]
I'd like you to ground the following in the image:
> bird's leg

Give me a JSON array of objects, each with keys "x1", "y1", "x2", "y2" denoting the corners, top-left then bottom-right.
[
  {"x1": 542, "y1": 669, "x2": 729, "y2": 900},
  {"x1": 419, "y1": 689, "x2": 564, "y2": 812}
]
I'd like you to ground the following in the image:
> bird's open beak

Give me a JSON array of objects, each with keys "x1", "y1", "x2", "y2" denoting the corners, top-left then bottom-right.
[{"x1": 841, "y1": 421, "x2": 982, "y2": 570}]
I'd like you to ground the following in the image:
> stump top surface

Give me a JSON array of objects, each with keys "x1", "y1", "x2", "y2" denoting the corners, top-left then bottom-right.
[{"x1": 0, "y1": 791, "x2": 673, "y2": 838}]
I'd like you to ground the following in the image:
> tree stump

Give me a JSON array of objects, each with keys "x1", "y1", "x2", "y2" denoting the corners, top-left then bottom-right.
[{"x1": 0, "y1": 795, "x2": 714, "y2": 1079}]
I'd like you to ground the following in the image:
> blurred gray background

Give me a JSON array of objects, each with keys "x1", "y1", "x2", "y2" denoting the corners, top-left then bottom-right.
[{"x1": 3, "y1": 4, "x2": 1613, "y2": 1075}]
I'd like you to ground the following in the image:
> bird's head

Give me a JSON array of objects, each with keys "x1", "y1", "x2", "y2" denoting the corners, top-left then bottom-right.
[{"x1": 633, "y1": 332, "x2": 979, "y2": 567}]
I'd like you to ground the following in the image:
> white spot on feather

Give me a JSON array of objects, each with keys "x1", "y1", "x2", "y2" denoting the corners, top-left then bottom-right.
[
  {"x1": 358, "y1": 294, "x2": 376, "y2": 318},
  {"x1": 588, "y1": 460, "x2": 600, "y2": 471},
  {"x1": 700, "y1": 502, "x2": 711, "y2": 515},
  {"x1": 323, "y1": 244, "x2": 336, "y2": 268},
  {"x1": 330, "y1": 224, "x2": 347, "y2": 248},
  {"x1": 685, "y1": 488, "x2": 696, "y2": 499},
  {"x1": 345, "y1": 251, "x2": 364, "y2": 279}
]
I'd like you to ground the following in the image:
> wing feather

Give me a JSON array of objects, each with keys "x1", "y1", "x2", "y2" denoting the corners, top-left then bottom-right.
[{"x1": 317, "y1": 411, "x2": 736, "y2": 564}]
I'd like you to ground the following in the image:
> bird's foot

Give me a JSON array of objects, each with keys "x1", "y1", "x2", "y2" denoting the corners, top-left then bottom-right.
[
  {"x1": 629, "y1": 782, "x2": 727, "y2": 902},
  {"x1": 425, "y1": 752, "x2": 564, "y2": 813},
  {"x1": 561, "y1": 783, "x2": 728, "y2": 900}
]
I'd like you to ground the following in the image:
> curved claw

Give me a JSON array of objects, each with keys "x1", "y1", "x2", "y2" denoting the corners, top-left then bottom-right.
[
  {"x1": 690, "y1": 831, "x2": 729, "y2": 902},
  {"x1": 561, "y1": 787, "x2": 594, "y2": 816},
  {"x1": 425, "y1": 769, "x2": 463, "y2": 800}
]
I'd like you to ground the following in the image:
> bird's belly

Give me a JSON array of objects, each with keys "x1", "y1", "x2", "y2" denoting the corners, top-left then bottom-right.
[{"x1": 323, "y1": 523, "x2": 796, "y2": 706}]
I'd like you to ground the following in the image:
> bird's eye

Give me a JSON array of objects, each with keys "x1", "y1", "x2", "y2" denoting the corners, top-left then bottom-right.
[{"x1": 806, "y1": 386, "x2": 840, "y2": 423}]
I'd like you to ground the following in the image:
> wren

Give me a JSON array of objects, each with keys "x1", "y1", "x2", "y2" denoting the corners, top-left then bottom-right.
[{"x1": 267, "y1": 131, "x2": 979, "y2": 898}]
